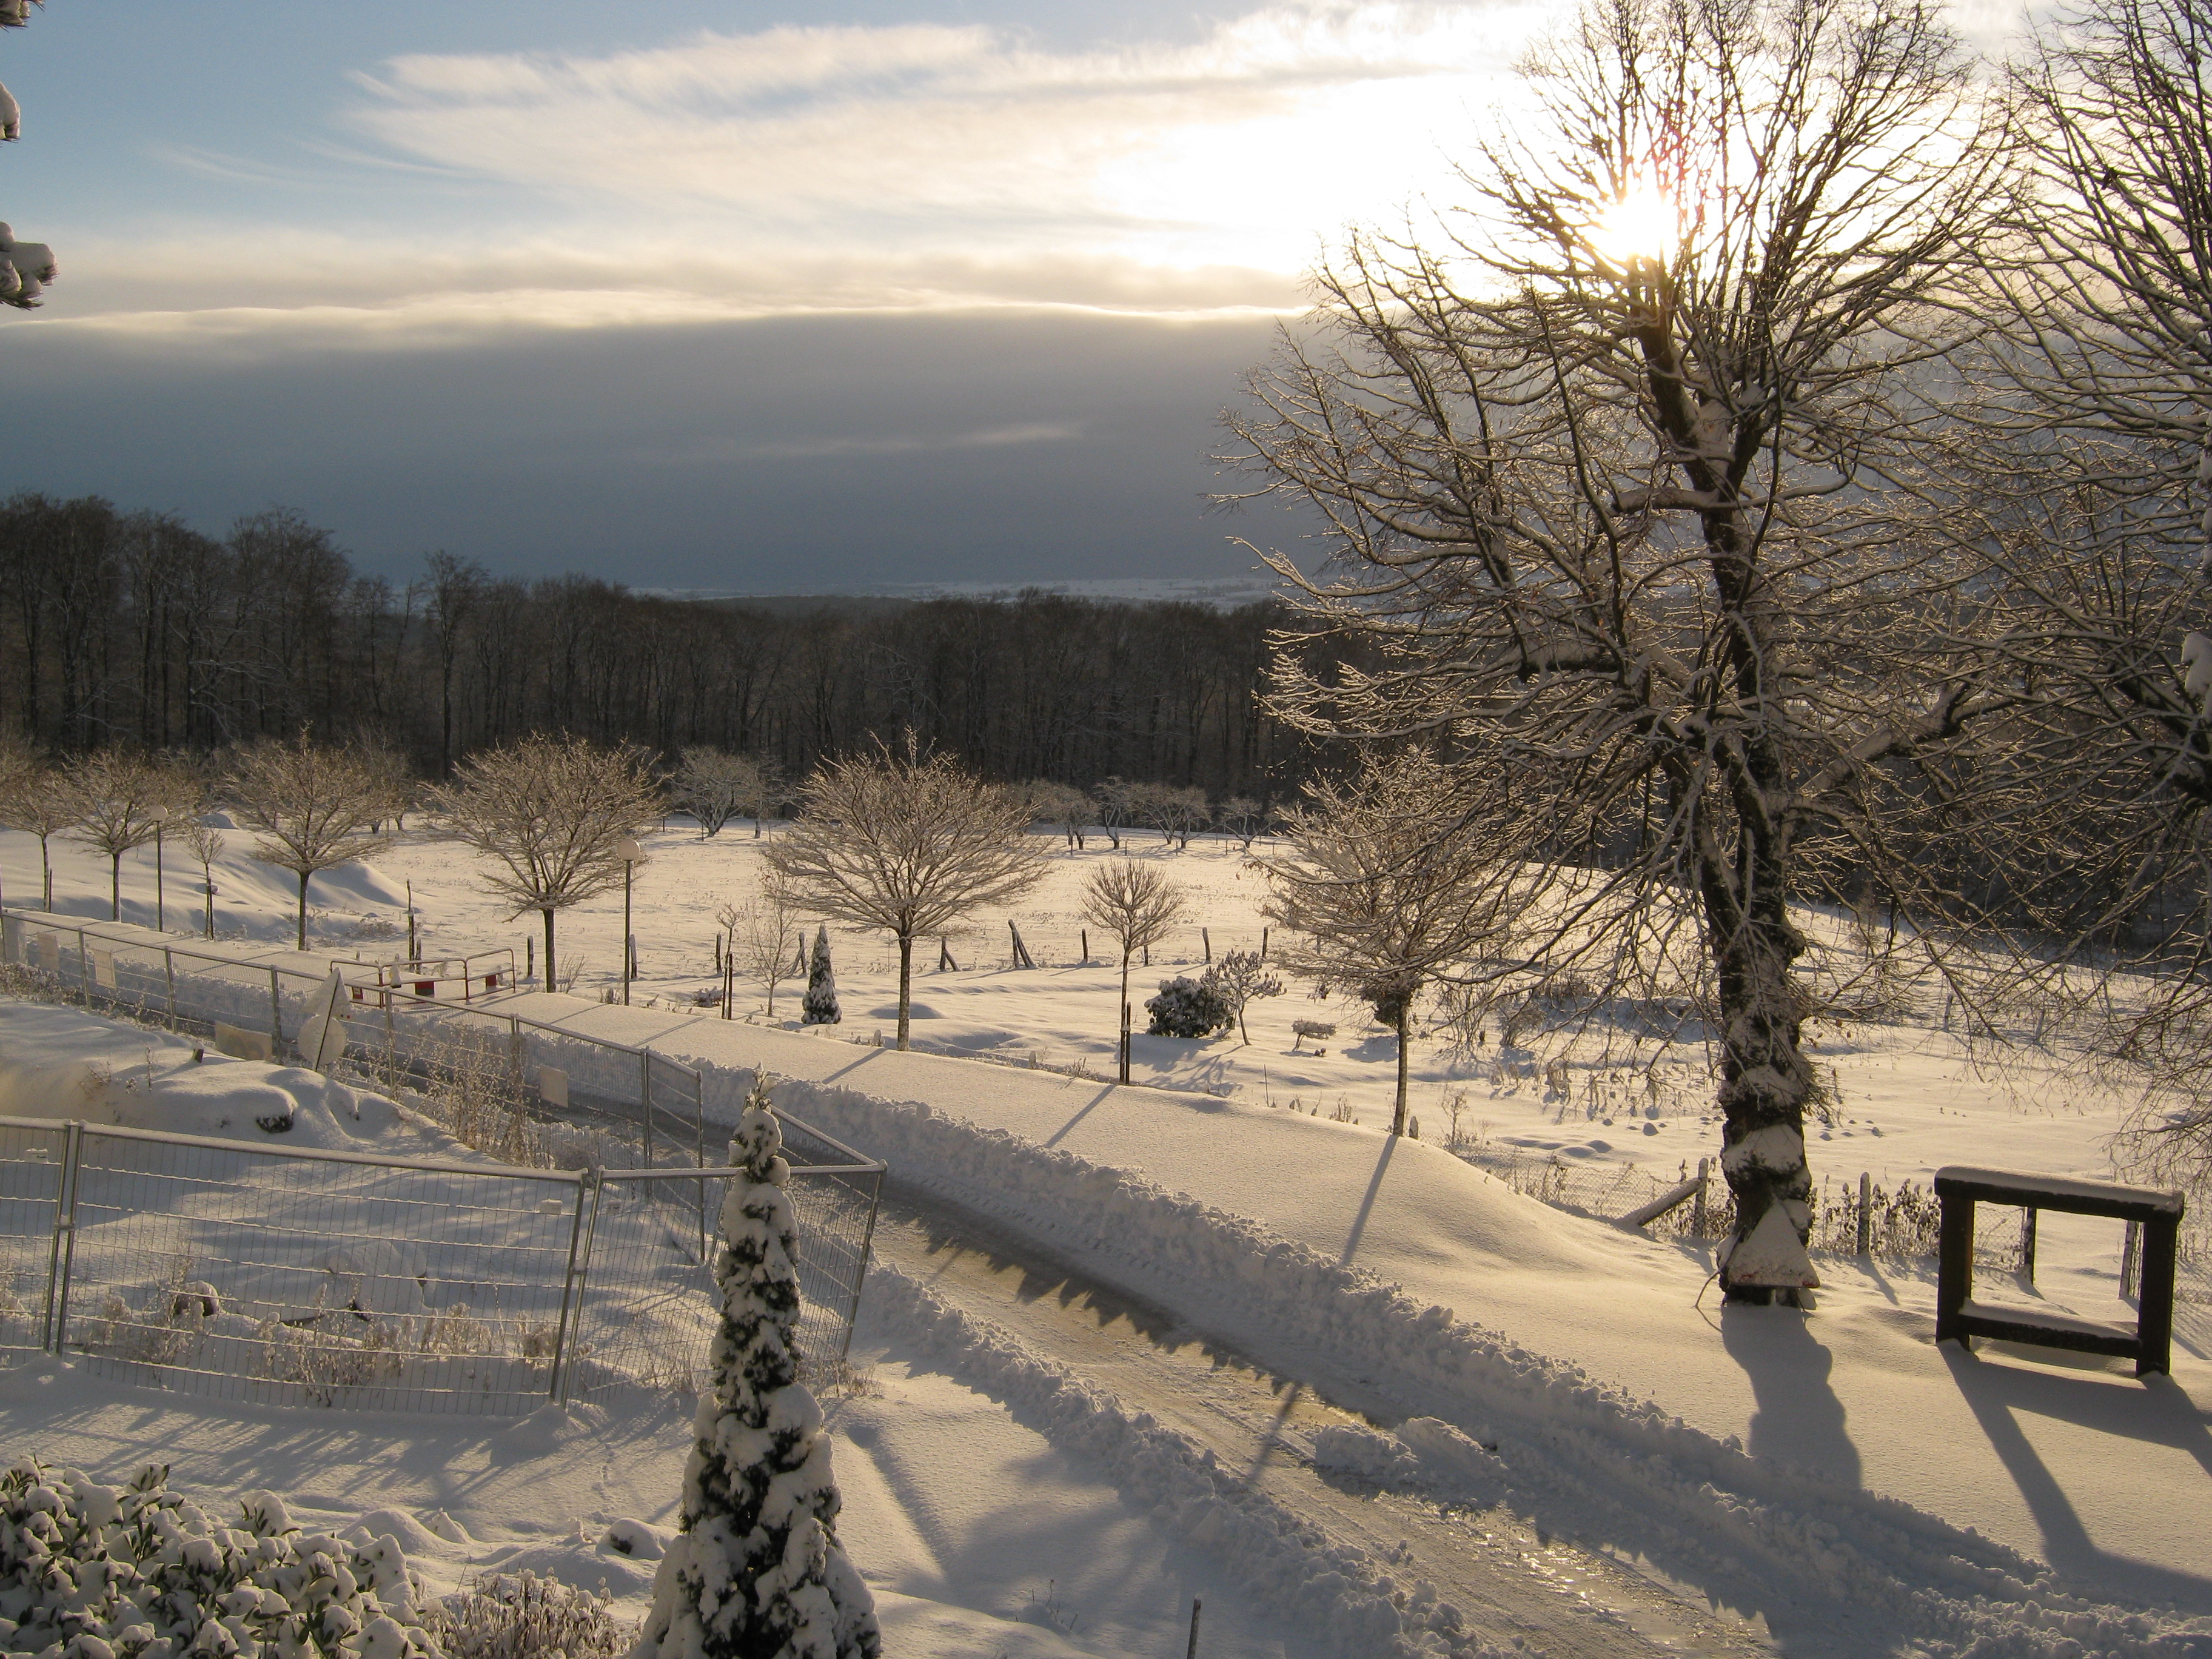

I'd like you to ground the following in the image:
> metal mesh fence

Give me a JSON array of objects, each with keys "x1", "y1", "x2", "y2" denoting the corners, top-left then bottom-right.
[
  {"x1": 58, "y1": 1126, "x2": 583, "y2": 1414},
  {"x1": 0, "y1": 1113, "x2": 878, "y2": 1415}
]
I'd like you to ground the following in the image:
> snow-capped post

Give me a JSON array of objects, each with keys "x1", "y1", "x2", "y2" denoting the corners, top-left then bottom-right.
[
  {"x1": 802, "y1": 926, "x2": 840, "y2": 1026},
  {"x1": 1, "y1": 4, "x2": 58, "y2": 312},
  {"x1": 636, "y1": 1074, "x2": 881, "y2": 1659}
]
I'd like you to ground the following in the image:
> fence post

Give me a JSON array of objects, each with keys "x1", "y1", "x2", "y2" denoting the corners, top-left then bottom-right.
[
  {"x1": 45, "y1": 1122, "x2": 83, "y2": 1355},
  {"x1": 76, "y1": 928, "x2": 89, "y2": 999},
  {"x1": 640, "y1": 1051, "x2": 654, "y2": 1167},
  {"x1": 548, "y1": 1173, "x2": 594, "y2": 1401},
  {"x1": 1857, "y1": 1171, "x2": 1872, "y2": 1256},
  {"x1": 1691, "y1": 1156, "x2": 1709, "y2": 1236},
  {"x1": 556, "y1": 1176, "x2": 609, "y2": 1408},
  {"x1": 2019, "y1": 1206, "x2": 2038, "y2": 1286},
  {"x1": 163, "y1": 948, "x2": 178, "y2": 1030},
  {"x1": 269, "y1": 967, "x2": 284, "y2": 1052},
  {"x1": 2122, "y1": 1219, "x2": 2142, "y2": 1299},
  {"x1": 841, "y1": 1173, "x2": 881, "y2": 1364}
]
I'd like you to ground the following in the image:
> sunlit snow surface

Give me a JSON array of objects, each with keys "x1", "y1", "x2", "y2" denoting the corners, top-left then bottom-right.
[{"x1": 5, "y1": 822, "x2": 2211, "y2": 1647}]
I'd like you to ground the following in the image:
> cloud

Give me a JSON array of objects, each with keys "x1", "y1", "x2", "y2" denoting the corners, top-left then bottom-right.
[{"x1": 343, "y1": 7, "x2": 1532, "y2": 274}]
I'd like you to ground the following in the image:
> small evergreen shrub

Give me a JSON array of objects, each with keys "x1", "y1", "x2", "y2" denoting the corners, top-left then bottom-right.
[
  {"x1": 0, "y1": 1458, "x2": 435, "y2": 1659},
  {"x1": 421, "y1": 1572, "x2": 631, "y2": 1659},
  {"x1": 1145, "y1": 976, "x2": 1233, "y2": 1038},
  {"x1": 801, "y1": 927, "x2": 841, "y2": 1027}
]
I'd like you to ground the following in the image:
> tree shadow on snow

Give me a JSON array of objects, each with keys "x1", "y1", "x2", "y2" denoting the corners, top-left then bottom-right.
[{"x1": 1718, "y1": 1304, "x2": 1863, "y2": 1491}]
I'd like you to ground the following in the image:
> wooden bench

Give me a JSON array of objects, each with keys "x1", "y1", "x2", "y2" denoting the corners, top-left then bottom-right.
[{"x1": 1934, "y1": 1166, "x2": 2185, "y2": 1378}]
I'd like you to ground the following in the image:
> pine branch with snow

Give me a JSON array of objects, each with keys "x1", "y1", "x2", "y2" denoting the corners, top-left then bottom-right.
[{"x1": 635, "y1": 1076, "x2": 879, "y2": 1659}]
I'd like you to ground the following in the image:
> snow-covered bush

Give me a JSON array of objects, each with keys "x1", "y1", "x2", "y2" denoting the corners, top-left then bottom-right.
[
  {"x1": 420, "y1": 1572, "x2": 628, "y2": 1659},
  {"x1": 635, "y1": 1078, "x2": 877, "y2": 1659},
  {"x1": 1144, "y1": 975, "x2": 1232, "y2": 1039},
  {"x1": 0, "y1": 1457, "x2": 435, "y2": 1659},
  {"x1": 800, "y1": 927, "x2": 840, "y2": 1027}
]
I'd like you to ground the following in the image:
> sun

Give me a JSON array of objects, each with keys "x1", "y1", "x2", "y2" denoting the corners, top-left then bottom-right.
[{"x1": 1584, "y1": 183, "x2": 1683, "y2": 266}]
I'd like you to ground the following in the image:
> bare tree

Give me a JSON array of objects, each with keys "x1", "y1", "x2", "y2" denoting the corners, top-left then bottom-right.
[
  {"x1": 1227, "y1": 0, "x2": 2006, "y2": 1294},
  {"x1": 765, "y1": 740, "x2": 1048, "y2": 1049},
  {"x1": 226, "y1": 736, "x2": 405, "y2": 949},
  {"x1": 180, "y1": 817, "x2": 224, "y2": 939},
  {"x1": 719, "y1": 877, "x2": 806, "y2": 1017},
  {"x1": 4, "y1": 766, "x2": 76, "y2": 912},
  {"x1": 1216, "y1": 796, "x2": 1269, "y2": 853},
  {"x1": 426, "y1": 734, "x2": 661, "y2": 988},
  {"x1": 1091, "y1": 777, "x2": 1138, "y2": 851},
  {"x1": 1022, "y1": 780, "x2": 1093, "y2": 849},
  {"x1": 59, "y1": 750, "x2": 196, "y2": 922},
  {"x1": 1079, "y1": 858, "x2": 1191, "y2": 1083},
  {"x1": 1952, "y1": 0, "x2": 2212, "y2": 1176},
  {"x1": 1261, "y1": 753, "x2": 1521, "y2": 1132},
  {"x1": 1154, "y1": 786, "x2": 1212, "y2": 850},
  {"x1": 1208, "y1": 948, "x2": 1284, "y2": 1046},
  {"x1": 674, "y1": 747, "x2": 764, "y2": 837}
]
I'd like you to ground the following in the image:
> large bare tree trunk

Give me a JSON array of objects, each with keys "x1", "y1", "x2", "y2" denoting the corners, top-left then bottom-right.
[
  {"x1": 896, "y1": 933, "x2": 913, "y2": 1050},
  {"x1": 542, "y1": 908, "x2": 557, "y2": 991},
  {"x1": 1393, "y1": 1004, "x2": 1410, "y2": 1136},
  {"x1": 1702, "y1": 832, "x2": 1820, "y2": 1301},
  {"x1": 110, "y1": 854, "x2": 121, "y2": 921},
  {"x1": 296, "y1": 871, "x2": 310, "y2": 951}
]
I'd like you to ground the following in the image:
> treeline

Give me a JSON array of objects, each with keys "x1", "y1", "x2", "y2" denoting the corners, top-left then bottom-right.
[{"x1": 0, "y1": 493, "x2": 1341, "y2": 797}]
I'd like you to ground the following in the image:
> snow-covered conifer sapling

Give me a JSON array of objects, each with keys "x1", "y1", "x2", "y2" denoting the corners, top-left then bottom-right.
[{"x1": 635, "y1": 1074, "x2": 879, "y2": 1659}]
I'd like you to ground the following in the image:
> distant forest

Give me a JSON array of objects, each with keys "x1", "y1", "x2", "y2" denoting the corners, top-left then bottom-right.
[{"x1": 0, "y1": 493, "x2": 1344, "y2": 799}]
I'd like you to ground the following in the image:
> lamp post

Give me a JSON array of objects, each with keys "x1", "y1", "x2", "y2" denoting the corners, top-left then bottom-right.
[
  {"x1": 617, "y1": 836, "x2": 643, "y2": 1005},
  {"x1": 149, "y1": 805, "x2": 170, "y2": 933}
]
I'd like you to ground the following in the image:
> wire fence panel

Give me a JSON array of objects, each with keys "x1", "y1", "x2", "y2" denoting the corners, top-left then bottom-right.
[
  {"x1": 0, "y1": 1121, "x2": 68, "y2": 1364},
  {"x1": 566, "y1": 1158, "x2": 881, "y2": 1407},
  {"x1": 0, "y1": 912, "x2": 885, "y2": 1413},
  {"x1": 56, "y1": 1127, "x2": 586, "y2": 1415}
]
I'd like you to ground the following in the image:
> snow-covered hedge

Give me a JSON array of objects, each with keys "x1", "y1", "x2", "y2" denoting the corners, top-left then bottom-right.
[{"x1": 0, "y1": 1460, "x2": 434, "y2": 1659}]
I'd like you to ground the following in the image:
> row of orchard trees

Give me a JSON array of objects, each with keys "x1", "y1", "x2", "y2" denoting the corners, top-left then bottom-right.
[
  {"x1": 1221, "y1": 0, "x2": 2212, "y2": 1299},
  {"x1": 0, "y1": 734, "x2": 407, "y2": 948}
]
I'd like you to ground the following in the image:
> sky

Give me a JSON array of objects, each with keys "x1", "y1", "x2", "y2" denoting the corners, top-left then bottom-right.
[{"x1": 0, "y1": 0, "x2": 2023, "y2": 592}]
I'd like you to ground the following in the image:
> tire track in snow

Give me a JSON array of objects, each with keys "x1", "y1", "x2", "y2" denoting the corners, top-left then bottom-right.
[{"x1": 866, "y1": 1194, "x2": 1776, "y2": 1659}]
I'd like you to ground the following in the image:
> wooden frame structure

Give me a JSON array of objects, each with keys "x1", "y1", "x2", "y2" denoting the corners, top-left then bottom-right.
[{"x1": 1933, "y1": 1165, "x2": 2185, "y2": 1378}]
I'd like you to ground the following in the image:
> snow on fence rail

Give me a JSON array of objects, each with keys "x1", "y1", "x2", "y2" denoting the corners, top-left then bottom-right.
[{"x1": 0, "y1": 910, "x2": 886, "y2": 1413}]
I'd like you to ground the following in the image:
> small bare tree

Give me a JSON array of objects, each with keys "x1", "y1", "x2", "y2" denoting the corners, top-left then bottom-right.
[
  {"x1": 765, "y1": 740, "x2": 1048, "y2": 1049},
  {"x1": 1209, "y1": 948, "x2": 1284, "y2": 1046},
  {"x1": 1022, "y1": 780, "x2": 1093, "y2": 850},
  {"x1": 180, "y1": 818, "x2": 224, "y2": 939},
  {"x1": 674, "y1": 747, "x2": 764, "y2": 837},
  {"x1": 719, "y1": 877, "x2": 806, "y2": 1018},
  {"x1": 59, "y1": 750, "x2": 195, "y2": 922},
  {"x1": 1091, "y1": 777, "x2": 1138, "y2": 851},
  {"x1": 1216, "y1": 797, "x2": 1269, "y2": 853},
  {"x1": 426, "y1": 734, "x2": 661, "y2": 988},
  {"x1": 1153, "y1": 786, "x2": 1212, "y2": 850},
  {"x1": 1262, "y1": 752, "x2": 1521, "y2": 1134},
  {"x1": 226, "y1": 737, "x2": 406, "y2": 949},
  {"x1": 1078, "y1": 858, "x2": 1191, "y2": 1083},
  {"x1": 0, "y1": 738, "x2": 69, "y2": 910}
]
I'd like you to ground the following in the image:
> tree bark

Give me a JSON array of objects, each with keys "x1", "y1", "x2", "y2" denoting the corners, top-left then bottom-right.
[
  {"x1": 896, "y1": 931, "x2": 914, "y2": 1050},
  {"x1": 1393, "y1": 1004, "x2": 1410, "y2": 1136},
  {"x1": 110, "y1": 854, "x2": 121, "y2": 921},
  {"x1": 1703, "y1": 840, "x2": 1818, "y2": 1302},
  {"x1": 542, "y1": 908, "x2": 557, "y2": 991},
  {"x1": 296, "y1": 870, "x2": 310, "y2": 951},
  {"x1": 1119, "y1": 951, "x2": 1133, "y2": 1083}
]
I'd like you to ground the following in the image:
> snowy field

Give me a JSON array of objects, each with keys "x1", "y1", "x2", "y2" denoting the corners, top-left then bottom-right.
[{"x1": 4, "y1": 821, "x2": 2211, "y2": 1656}]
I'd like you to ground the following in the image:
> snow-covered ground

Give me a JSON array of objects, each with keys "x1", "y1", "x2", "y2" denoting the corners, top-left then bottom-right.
[{"x1": 4, "y1": 820, "x2": 2211, "y2": 1656}]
